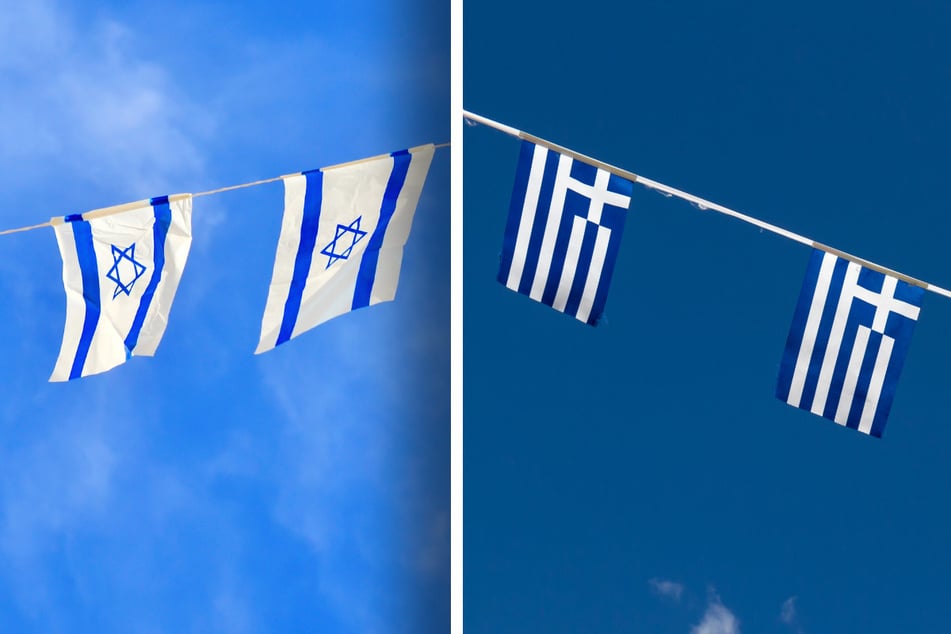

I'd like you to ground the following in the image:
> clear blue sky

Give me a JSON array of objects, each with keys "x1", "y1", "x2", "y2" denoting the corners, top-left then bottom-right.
[
  {"x1": 465, "y1": 2, "x2": 951, "y2": 633},
  {"x1": 0, "y1": 1, "x2": 448, "y2": 632}
]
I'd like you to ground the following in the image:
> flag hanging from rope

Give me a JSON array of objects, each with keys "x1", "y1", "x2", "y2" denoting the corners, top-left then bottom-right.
[
  {"x1": 256, "y1": 144, "x2": 434, "y2": 353},
  {"x1": 776, "y1": 249, "x2": 924, "y2": 437},
  {"x1": 50, "y1": 195, "x2": 193, "y2": 381},
  {"x1": 498, "y1": 140, "x2": 632, "y2": 325}
]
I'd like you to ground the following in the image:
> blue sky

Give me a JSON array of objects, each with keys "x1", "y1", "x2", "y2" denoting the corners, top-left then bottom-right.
[
  {"x1": 464, "y1": 2, "x2": 951, "y2": 633},
  {"x1": 0, "y1": 1, "x2": 448, "y2": 632}
]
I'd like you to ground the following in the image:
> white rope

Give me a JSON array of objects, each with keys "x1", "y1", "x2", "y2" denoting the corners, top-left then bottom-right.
[
  {"x1": 0, "y1": 142, "x2": 450, "y2": 234},
  {"x1": 462, "y1": 109, "x2": 951, "y2": 299}
]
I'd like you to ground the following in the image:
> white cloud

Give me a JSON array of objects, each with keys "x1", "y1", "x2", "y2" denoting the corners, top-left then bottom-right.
[
  {"x1": 692, "y1": 595, "x2": 741, "y2": 634},
  {"x1": 258, "y1": 305, "x2": 448, "y2": 632},
  {"x1": 0, "y1": 1, "x2": 212, "y2": 203},
  {"x1": 780, "y1": 596, "x2": 797, "y2": 624},
  {"x1": 649, "y1": 577, "x2": 685, "y2": 601},
  {"x1": 780, "y1": 595, "x2": 804, "y2": 633}
]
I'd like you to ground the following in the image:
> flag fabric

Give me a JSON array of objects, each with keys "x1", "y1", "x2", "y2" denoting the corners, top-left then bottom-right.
[
  {"x1": 256, "y1": 144, "x2": 434, "y2": 353},
  {"x1": 498, "y1": 140, "x2": 632, "y2": 325},
  {"x1": 50, "y1": 195, "x2": 193, "y2": 382},
  {"x1": 776, "y1": 249, "x2": 924, "y2": 437}
]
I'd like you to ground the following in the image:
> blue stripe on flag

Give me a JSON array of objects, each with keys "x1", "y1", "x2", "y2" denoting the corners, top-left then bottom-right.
[
  {"x1": 124, "y1": 200, "x2": 171, "y2": 352},
  {"x1": 277, "y1": 169, "x2": 323, "y2": 347},
  {"x1": 775, "y1": 252, "x2": 821, "y2": 402},
  {"x1": 608, "y1": 173, "x2": 634, "y2": 199},
  {"x1": 776, "y1": 250, "x2": 841, "y2": 405},
  {"x1": 563, "y1": 219, "x2": 598, "y2": 318},
  {"x1": 498, "y1": 141, "x2": 537, "y2": 285},
  {"x1": 847, "y1": 328, "x2": 883, "y2": 429},
  {"x1": 799, "y1": 255, "x2": 848, "y2": 410},
  {"x1": 823, "y1": 299, "x2": 873, "y2": 421},
  {"x1": 352, "y1": 150, "x2": 412, "y2": 309},
  {"x1": 516, "y1": 149, "x2": 559, "y2": 296},
  {"x1": 541, "y1": 187, "x2": 583, "y2": 306},
  {"x1": 68, "y1": 219, "x2": 101, "y2": 380},
  {"x1": 541, "y1": 161, "x2": 599, "y2": 304}
]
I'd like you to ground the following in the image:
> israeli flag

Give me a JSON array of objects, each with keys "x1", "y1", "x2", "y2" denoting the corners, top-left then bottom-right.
[
  {"x1": 498, "y1": 141, "x2": 632, "y2": 325},
  {"x1": 50, "y1": 195, "x2": 193, "y2": 382},
  {"x1": 776, "y1": 249, "x2": 924, "y2": 437},
  {"x1": 256, "y1": 145, "x2": 434, "y2": 353}
]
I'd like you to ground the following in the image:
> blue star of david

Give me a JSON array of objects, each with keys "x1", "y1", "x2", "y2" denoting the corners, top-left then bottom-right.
[
  {"x1": 105, "y1": 243, "x2": 147, "y2": 299},
  {"x1": 320, "y1": 216, "x2": 368, "y2": 269}
]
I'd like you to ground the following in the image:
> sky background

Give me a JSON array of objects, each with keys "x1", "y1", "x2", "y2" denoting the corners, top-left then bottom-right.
[
  {"x1": 0, "y1": 1, "x2": 448, "y2": 633},
  {"x1": 464, "y1": 2, "x2": 951, "y2": 633}
]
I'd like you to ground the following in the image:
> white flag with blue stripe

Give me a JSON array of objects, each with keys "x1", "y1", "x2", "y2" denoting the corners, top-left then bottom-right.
[
  {"x1": 50, "y1": 195, "x2": 193, "y2": 382},
  {"x1": 776, "y1": 249, "x2": 924, "y2": 437},
  {"x1": 256, "y1": 144, "x2": 434, "y2": 353},
  {"x1": 498, "y1": 141, "x2": 632, "y2": 325}
]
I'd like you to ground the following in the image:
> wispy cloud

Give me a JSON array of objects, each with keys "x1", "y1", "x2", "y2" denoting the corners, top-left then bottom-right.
[
  {"x1": 0, "y1": 0, "x2": 212, "y2": 204},
  {"x1": 691, "y1": 594, "x2": 741, "y2": 634},
  {"x1": 780, "y1": 596, "x2": 804, "y2": 633},
  {"x1": 649, "y1": 577, "x2": 685, "y2": 601}
]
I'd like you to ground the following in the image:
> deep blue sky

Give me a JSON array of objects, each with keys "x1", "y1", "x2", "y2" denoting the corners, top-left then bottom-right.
[
  {"x1": 0, "y1": 1, "x2": 447, "y2": 632},
  {"x1": 464, "y1": 2, "x2": 951, "y2": 633}
]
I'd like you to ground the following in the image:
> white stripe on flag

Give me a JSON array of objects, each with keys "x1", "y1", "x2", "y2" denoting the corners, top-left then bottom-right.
[
  {"x1": 576, "y1": 224, "x2": 611, "y2": 324},
  {"x1": 257, "y1": 174, "x2": 307, "y2": 353},
  {"x1": 787, "y1": 251, "x2": 837, "y2": 408},
  {"x1": 51, "y1": 224, "x2": 84, "y2": 381},
  {"x1": 135, "y1": 197, "x2": 192, "y2": 355},
  {"x1": 859, "y1": 334, "x2": 894, "y2": 434},
  {"x1": 811, "y1": 262, "x2": 862, "y2": 416},
  {"x1": 835, "y1": 324, "x2": 871, "y2": 426},
  {"x1": 551, "y1": 216, "x2": 587, "y2": 312},
  {"x1": 357, "y1": 149, "x2": 433, "y2": 305},
  {"x1": 506, "y1": 144, "x2": 548, "y2": 291},
  {"x1": 530, "y1": 154, "x2": 573, "y2": 301}
]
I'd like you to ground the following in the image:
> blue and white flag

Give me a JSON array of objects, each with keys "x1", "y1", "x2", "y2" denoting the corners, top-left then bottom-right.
[
  {"x1": 256, "y1": 145, "x2": 434, "y2": 353},
  {"x1": 50, "y1": 195, "x2": 193, "y2": 381},
  {"x1": 498, "y1": 140, "x2": 632, "y2": 325},
  {"x1": 776, "y1": 249, "x2": 924, "y2": 437}
]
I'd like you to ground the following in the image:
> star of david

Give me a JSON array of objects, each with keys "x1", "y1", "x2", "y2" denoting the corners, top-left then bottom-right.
[
  {"x1": 320, "y1": 216, "x2": 368, "y2": 269},
  {"x1": 105, "y1": 243, "x2": 147, "y2": 299}
]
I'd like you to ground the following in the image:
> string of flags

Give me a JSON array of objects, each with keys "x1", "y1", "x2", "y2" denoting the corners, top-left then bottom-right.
[
  {"x1": 465, "y1": 110, "x2": 941, "y2": 438},
  {"x1": 4, "y1": 144, "x2": 442, "y2": 382}
]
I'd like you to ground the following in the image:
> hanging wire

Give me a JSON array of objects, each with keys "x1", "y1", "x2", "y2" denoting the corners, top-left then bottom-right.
[
  {"x1": 462, "y1": 109, "x2": 951, "y2": 300},
  {"x1": 0, "y1": 142, "x2": 450, "y2": 236}
]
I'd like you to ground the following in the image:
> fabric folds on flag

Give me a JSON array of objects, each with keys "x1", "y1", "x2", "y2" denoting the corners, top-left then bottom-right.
[
  {"x1": 50, "y1": 195, "x2": 193, "y2": 382},
  {"x1": 776, "y1": 249, "x2": 924, "y2": 437},
  {"x1": 498, "y1": 140, "x2": 632, "y2": 325},
  {"x1": 256, "y1": 144, "x2": 434, "y2": 353}
]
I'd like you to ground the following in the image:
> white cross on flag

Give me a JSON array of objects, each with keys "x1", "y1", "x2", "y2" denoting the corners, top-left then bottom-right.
[
  {"x1": 776, "y1": 249, "x2": 925, "y2": 437},
  {"x1": 497, "y1": 141, "x2": 633, "y2": 325}
]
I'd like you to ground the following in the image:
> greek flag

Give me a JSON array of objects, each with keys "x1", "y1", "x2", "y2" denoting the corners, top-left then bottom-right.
[
  {"x1": 498, "y1": 141, "x2": 632, "y2": 325},
  {"x1": 776, "y1": 249, "x2": 924, "y2": 437},
  {"x1": 50, "y1": 195, "x2": 193, "y2": 382},
  {"x1": 256, "y1": 145, "x2": 434, "y2": 353}
]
